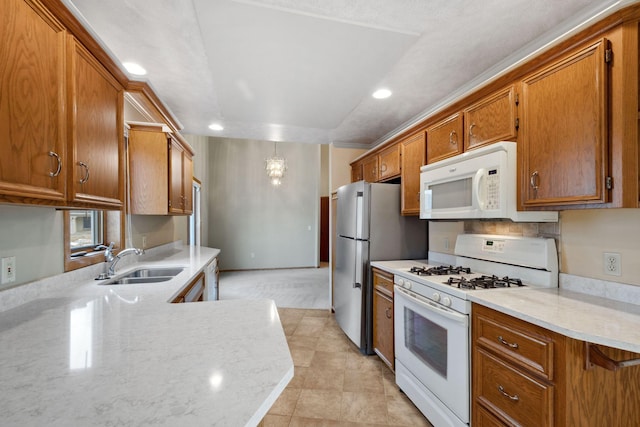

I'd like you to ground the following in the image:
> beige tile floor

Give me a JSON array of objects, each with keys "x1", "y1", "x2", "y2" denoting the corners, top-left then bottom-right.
[{"x1": 263, "y1": 308, "x2": 433, "y2": 427}]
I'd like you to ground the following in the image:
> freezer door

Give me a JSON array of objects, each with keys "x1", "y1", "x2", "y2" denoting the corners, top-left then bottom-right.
[
  {"x1": 337, "y1": 181, "x2": 369, "y2": 240},
  {"x1": 334, "y1": 236, "x2": 369, "y2": 349}
]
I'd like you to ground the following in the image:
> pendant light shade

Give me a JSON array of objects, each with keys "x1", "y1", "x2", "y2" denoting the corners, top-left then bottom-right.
[{"x1": 265, "y1": 142, "x2": 286, "y2": 186}]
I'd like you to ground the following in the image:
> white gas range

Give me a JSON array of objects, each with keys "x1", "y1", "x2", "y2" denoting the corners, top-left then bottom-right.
[{"x1": 392, "y1": 234, "x2": 558, "y2": 427}]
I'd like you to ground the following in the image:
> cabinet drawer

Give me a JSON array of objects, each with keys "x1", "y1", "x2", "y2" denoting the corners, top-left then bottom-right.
[
  {"x1": 372, "y1": 268, "x2": 394, "y2": 296},
  {"x1": 474, "y1": 404, "x2": 508, "y2": 427},
  {"x1": 475, "y1": 309, "x2": 554, "y2": 380},
  {"x1": 475, "y1": 348, "x2": 553, "y2": 427}
]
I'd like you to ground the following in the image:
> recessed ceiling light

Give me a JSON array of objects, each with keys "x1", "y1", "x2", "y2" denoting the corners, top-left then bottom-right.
[
  {"x1": 123, "y1": 62, "x2": 147, "y2": 76},
  {"x1": 372, "y1": 88, "x2": 392, "y2": 99},
  {"x1": 208, "y1": 123, "x2": 224, "y2": 131}
]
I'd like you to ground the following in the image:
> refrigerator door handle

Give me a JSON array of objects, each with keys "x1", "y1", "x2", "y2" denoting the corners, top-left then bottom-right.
[{"x1": 353, "y1": 239, "x2": 363, "y2": 288}]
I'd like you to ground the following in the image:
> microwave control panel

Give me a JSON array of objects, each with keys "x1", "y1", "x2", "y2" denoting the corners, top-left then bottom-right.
[{"x1": 484, "y1": 168, "x2": 500, "y2": 209}]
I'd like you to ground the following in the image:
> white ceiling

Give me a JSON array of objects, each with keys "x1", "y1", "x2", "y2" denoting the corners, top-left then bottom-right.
[{"x1": 67, "y1": 0, "x2": 623, "y2": 148}]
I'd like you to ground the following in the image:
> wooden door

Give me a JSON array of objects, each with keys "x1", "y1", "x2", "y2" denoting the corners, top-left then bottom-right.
[
  {"x1": 426, "y1": 112, "x2": 464, "y2": 164},
  {"x1": 320, "y1": 196, "x2": 329, "y2": 263},
  {"x1": 401, "y1": 132, "x2": 426, "y2": 215},
  {"x1": 0, "y1": 0, "x2": 67, "y2": 203},
  {"x1": 520, "y1": 38, "x2": 609, "y2": 207},
  {"x1": 464, "y1": 85, "x2": 517, "y2": 150},
  {"x1": 68, "y1": 36, "x2": 123, "y2": 208}
]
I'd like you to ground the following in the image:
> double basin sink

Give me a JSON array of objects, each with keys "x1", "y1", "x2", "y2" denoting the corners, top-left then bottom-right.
[{"x1": 101, "y1": 267, "x2": 184, "y2": 285}]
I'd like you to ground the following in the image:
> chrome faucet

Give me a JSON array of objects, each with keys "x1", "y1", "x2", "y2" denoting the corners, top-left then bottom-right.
[{"x1": 107, "y1": 247, "x2": 144, "y2": 277}]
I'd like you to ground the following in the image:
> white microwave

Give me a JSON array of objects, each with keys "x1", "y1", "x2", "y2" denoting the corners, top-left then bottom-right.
[{"x1": 420, "y1": 141, "x2": 558, "y2": 222}]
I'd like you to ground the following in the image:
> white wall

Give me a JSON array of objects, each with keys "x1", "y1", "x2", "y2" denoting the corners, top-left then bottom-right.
[{"x1": 208, "y1": 137, "x2": 320, "y2": 270}]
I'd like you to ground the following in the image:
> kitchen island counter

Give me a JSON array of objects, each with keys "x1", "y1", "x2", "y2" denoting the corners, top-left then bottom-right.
[{"x1": 0, "y1": 245, "x2": 293, "y2": 426}]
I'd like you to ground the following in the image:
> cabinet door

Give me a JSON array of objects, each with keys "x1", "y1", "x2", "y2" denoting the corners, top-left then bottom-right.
[
  {"x1": 464, "y1": 85, "x2": 517, "y2": 150},
  {"x1": 169, "y1": 138, "x2": 184, "y2": 214},
  {"x1": 0, "y1": 0, "x2": 66, "y2": 203},
  {"x1": 372, "y1": 268, "x2": 394, "y2": 371},
  {"x1": 182, "y1": 151, "x2": 193, "y2": 214},
  {"x1": 351, "y1": 161, "x2": 363, "y2": 182},
  {"x1": 400, "y1": 132, "x2": 426, "y2": 215},
  {"x1": 68, "y1": 37, "x2": 123, "y2": 208},
  {"x1": 426, "y1": 113, "x2": 463, "y2": 164},
  {"x1": 362, "y1": 156, "x2": 379, "y2": 182},
  {"x1": 520, "y1": 38, "x2": 609, "y2": 207},
  {"x1": 128, "y1": 127, "x2": 168, "y2": 215},
  {"x1": 378, "y1": 144, "x2": 401, "y2": 181}
]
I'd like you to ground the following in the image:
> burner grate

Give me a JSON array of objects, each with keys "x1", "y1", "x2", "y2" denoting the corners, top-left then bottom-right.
[
  {"x1": 409, "y1": 265, "x2": 472, "y2": 276},
  {"x1": 445, "y1": 275, "x2": 524, "y2": 290}
]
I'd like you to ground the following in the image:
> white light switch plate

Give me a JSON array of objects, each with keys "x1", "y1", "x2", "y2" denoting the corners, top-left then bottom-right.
[{"x1": 1, "y1": 256, "x2": 16, "y2": 284}]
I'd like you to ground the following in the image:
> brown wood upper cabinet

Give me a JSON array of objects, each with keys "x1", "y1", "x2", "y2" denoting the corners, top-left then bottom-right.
[
  {"x1": 362, "y1": 156, "x2": 379, "y2": 183},
  {"x1": 400, "y1": 131, "x2": 426, "y2": 215},
  {"x1": 67, "y1": 36, "x2": 124, "y2": 209},
  {"x1": 0, "y1": 1, "x2": 124, "y2": 209},
  {"x1": 378, "y1": 144, "x2": 401, "y2": 181},
  {"x1": 463, "y1": 85, "x2": 517, "y2": 151},
  {"x1": 169, "y1": 136, "x2": 193, "y2": 215},
  {"x1": 520, "y1": 38, "x2": 609, "y2": 208},
  {"x1": 351, "y1": 161, "x2": 363, "y2": 182},
  {"x1": 426, "y1": 112, "x2": 464, "y2": 164},
  {"x1": 0, "y1": 0, "x2": 67, "y2": 204},
  {"x1": 128, "y1": 124, "x2": 193, "y2": 215}
]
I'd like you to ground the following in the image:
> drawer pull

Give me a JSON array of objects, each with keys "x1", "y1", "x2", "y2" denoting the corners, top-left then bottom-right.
[
  {"x1": 498, "y1": 385, "x2": 519, "y2": 401},
  {"x1": 498, "y1": 335, "x2": 519, "y2": 349},
  {"x1": 385, "y1": 307, "x2": 392, "y2": 319}
]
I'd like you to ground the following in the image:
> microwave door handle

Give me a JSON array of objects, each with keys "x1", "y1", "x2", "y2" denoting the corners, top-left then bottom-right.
[{"x1": 474, "y1": 168, "x2": 486, "y2": 210}]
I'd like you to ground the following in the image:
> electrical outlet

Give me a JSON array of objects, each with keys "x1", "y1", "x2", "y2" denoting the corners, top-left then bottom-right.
[
  {"x1": 141, "y1": 235, "x2": 147, "y2": 249},
  {"x1": 443, "y1": 237, "x2": 450, "y2": 251},
  {"x1": 1, "y1": 256, "x2": 16, "y2": 284},
  {"x1": 603, "y1": 252, "x2": 621, "y2": 276}
]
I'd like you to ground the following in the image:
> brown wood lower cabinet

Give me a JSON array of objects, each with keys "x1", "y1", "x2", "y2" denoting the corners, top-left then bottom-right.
[
  {"x1": 372, "y1": 268, "x2": 394, "y2": 371},
  {"x1": 472, "y1": 303, "x2": 640, "y2": 427},
  {"x1": 171, "y1": 271, "x2": 205, "y2": 303}
]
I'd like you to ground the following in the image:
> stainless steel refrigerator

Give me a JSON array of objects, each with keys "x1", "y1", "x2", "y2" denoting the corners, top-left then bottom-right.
[{"x1": 334, "y1": 181, "x2": 427, "y2": 354}]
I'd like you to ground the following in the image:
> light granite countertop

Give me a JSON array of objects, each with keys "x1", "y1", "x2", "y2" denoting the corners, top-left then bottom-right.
[
  {"x1": 371, "y1": 260, "x2": 640, "y2": 354},
  {"x1": 0, "y1": 245, "x2": 293, "y2": 426}
]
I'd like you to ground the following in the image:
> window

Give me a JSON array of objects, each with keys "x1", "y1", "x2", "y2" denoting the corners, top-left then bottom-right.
[{"x1": 64, "y1": 210, "x2": 123, "y2": 272}]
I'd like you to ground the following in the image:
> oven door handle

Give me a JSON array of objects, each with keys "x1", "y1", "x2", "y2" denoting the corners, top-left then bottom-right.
[{"x1": 395, "y1": 286, "x2": 468, "y2": 325}]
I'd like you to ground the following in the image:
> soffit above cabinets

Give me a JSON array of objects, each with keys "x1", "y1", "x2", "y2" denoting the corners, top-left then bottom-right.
[{"x1": 65, "y1": 0, "x2": 620, "y2": 147}]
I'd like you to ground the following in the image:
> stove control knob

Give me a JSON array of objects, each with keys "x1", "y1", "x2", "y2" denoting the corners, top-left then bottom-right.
[
  {"x1": 432, "y1": 292, "x2": 441, "y2": 302},
  {"x1": 405, "y1": 281, "x2": 412, "y2": 290},
  {"x1": 441, "y1": 296, "x2": 452, "y2": 307},
  {"x1": 397, "y1": 278, "x2": 404, "y2": 287}
]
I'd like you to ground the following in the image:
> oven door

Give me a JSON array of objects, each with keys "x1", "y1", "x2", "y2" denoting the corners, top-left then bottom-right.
[{"x1": 394, "y1": 286, "x2": 469, "y2": 423}]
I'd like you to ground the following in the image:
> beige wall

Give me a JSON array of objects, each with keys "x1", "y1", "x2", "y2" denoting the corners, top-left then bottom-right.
[
  {"x1": 428, "y1": 208, "x2": 640, "y2": 287},
  {"x1": 560, "y1": 209, "x2": 640, "y2": 286},
  {"x1": 329, "y1": 144, "x2": 366, "y2": 192}
]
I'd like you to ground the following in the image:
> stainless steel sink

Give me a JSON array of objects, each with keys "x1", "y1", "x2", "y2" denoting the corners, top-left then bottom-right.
[
  {"x1": 106, "y1": 276, "x2": 173, "y2": 285},
  {"x1": 122, "y1": 267, "x2": 184, "y2": 278},
  {"x1": 100, "y1": 267, "x2": 184, "y2": 285}
]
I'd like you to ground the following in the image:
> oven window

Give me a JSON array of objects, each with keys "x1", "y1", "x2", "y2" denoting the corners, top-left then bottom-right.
[
  {"x1": 404, "y1": 307, "x2": 448, "y2": 378},
  {"x1": 430, "y1": 177, "x2": 472, "y2": 209}
]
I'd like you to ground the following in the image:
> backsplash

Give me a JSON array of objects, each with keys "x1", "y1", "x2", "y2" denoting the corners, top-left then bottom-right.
[{"x1": 463, "y1": 219, "x2": 560, "y2": 239}]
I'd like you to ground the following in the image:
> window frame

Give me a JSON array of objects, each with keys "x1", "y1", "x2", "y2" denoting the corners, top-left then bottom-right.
[{"x1": 63, "y1": 210, "x2": 124, "y2": 272}]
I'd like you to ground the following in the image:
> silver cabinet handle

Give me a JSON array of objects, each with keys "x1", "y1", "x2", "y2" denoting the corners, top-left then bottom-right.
[
  {"x1": 78, "y1": 161, "x2": 90, "y2": 184},
  {"x1": 530, "y1": 171, "x2": 539, "y2": 191},
  {"x1": 498, "y1": 385, "x2": 519, "y2": 401},
  {"x1": 498, "y1": 335, "x2": 519, "y2": 349},
  {"x1": 449, "y1": 130, "x2": 457, "y2": 145},
  {"x1": 380, "y1": 163, "x2": 387, "y2": 172},
  {"x1": 48, "y1": 151, "x2": 62, "y2": 177},
  {"x1": 469, "y1": 123, "x2": 476, "y2": 140}
]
